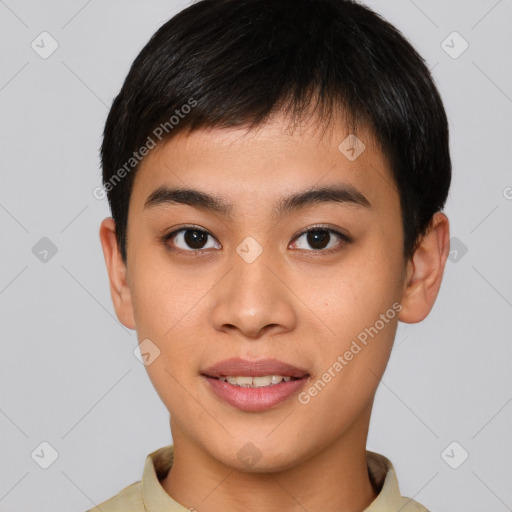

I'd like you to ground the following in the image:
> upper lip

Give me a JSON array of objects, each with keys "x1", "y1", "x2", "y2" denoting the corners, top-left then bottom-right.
[{"x1": 201, "y1": 358, "x2": 309, "y2": 378}]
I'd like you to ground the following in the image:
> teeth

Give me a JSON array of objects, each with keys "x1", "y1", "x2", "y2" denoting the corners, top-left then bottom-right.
[{"x1": 218, "y1": 375, "x2": 293, "y2": 387}]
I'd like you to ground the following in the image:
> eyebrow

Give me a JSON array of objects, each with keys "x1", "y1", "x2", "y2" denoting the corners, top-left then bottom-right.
[{"x1": 144, "y1": 184, "x2": 371, "y2": 218}]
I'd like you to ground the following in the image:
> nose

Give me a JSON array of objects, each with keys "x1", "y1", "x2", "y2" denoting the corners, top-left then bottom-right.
[{"x1": 209, "y1": 247, "x2": 298, "y2": 340}]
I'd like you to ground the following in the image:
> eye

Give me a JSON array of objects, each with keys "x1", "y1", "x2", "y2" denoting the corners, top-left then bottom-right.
[
  {"x1": 289, "y1": 226, "x2": 351, "y2": 252},
  {"x1": 163, "y1": 226, "x2": 221, "y2": 252},
  {"x1": 161, "y1": 225, "x2": 350, "y2": 254}
]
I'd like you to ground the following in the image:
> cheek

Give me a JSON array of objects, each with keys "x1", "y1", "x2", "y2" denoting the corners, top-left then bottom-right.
[
  {"x1": 127, "y1": 257, "x2": 210, "y2": 396},
  {"x1": 296, "y1": 315, "x2": 397, "y2": 442},
  {"x1": 306, "y1": 252, "x2": 401, "y2": 344},
  {"x1": 300, "y1": 242, "x2": 402, "y2": 407},
  {"x1": 129, "y1": 248, "x2": 210, "y2": 339}
]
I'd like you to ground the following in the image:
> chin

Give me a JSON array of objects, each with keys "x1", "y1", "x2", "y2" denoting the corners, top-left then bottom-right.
[{"x1": 210, "y1": 437, "x2": 306, "y2": 474}]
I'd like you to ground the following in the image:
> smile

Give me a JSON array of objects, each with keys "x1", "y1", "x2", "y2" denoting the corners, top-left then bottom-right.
[{"x1": 216, "y1": 375, "x2": 297, "y2": 387}]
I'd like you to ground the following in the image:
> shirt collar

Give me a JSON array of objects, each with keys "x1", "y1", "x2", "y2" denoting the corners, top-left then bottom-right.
[{"x1": 142, "y1": 445, "x2": 403, "y2": 511}]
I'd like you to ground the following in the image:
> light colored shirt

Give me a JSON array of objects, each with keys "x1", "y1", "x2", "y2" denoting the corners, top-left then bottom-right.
[{"x1": 87, "y1": 445, "x2": 428, "y2": 512}]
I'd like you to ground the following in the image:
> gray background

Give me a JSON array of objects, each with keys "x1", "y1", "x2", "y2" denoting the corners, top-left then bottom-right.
[{"x1": 0, "y1": 0, "x2": 511, "y2": 511}]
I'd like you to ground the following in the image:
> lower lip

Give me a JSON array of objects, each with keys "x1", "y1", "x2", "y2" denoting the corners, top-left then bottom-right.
[{"x1": 202, "y1": 376, "x2": 309, "y2": 412}]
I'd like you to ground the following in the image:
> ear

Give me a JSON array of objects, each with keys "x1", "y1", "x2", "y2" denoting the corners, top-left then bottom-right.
[
  {"x1": 398, "y1": 212, "x2": 450, "y2": 323},
  {"x1": 99, "y1": 217, "x2": 136, "y2": 330}
]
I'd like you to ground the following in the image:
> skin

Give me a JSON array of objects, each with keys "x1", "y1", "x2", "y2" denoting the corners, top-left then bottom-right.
[{"x1": 99, "y1": 111, "x2": 450, "y2": 512}]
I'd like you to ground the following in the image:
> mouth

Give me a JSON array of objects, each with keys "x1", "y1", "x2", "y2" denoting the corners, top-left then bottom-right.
[
  {"x1": 201, "y1": 357, "x2": 309, "y2": 380},
  {"x1": 207, "y1": 375, "x2": 304, "y2": 387},
  {"x1": 200, "y1": 358, "x2": 310, "y2": 412}
]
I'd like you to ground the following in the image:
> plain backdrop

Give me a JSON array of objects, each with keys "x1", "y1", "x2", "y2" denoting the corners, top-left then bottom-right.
[{"x1": 0, "y1": 1, "x2": 511, "y2": 511}]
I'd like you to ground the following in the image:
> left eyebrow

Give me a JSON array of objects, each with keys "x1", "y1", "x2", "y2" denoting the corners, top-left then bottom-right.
[
  {"x1": 273, "y1": 184, "x2": 372, "y2": 217},
  {"x1": 143, "y1": 183, "x2": 372, "y2": 218}
]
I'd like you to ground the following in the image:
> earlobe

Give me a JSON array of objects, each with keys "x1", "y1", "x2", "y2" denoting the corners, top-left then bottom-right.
[
  {"x1": 398, "y1": 212, "x2": 450, "y2": 324},
  {"x1": 98, "y1": 217, "x2": 136, "y2": 330}
]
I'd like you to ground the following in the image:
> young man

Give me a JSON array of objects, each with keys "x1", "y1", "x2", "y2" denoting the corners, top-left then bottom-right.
[{"x1": 93, "y1": 0, "x2": 451, "y2": 510}]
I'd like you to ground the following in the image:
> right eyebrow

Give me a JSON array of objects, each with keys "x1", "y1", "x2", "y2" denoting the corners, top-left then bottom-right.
[{"x1": 144, "y1": 186, "x2": 234, "y2": 218}]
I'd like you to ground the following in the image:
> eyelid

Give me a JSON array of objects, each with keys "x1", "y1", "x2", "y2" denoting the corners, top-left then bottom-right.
[
  {"x1": 291, "y1": 223, "x2": 350, "y2": 240},
  {"x1": 164, "y1": 224, "x2": 211, "y2": 237}
]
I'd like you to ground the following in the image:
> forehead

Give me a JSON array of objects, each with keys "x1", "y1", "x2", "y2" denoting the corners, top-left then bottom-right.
[{"x1": 130, "y1": 112, "x2": 398, "y2": 214}]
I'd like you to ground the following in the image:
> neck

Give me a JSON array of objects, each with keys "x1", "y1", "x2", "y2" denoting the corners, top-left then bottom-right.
[{"x1": 161, "y1": 404, "x2": 378, "y2": 512}]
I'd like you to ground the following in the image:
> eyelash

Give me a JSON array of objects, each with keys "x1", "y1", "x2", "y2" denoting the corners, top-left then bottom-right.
[{"x1": 160, "y1": 224, "x2": 352, "y2": 256}]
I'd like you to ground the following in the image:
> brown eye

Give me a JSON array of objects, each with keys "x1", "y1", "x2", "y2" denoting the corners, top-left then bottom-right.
[
  {"x1": 290, "y1": 227, "x2": 350, "y2": 252},
  {"x1": 306, "y1": 229, "x2": 330, "y2": 250},
  {"x1": 164, "y1": 228, "x2": 221, "y2": 251},
  {"x1": 183, "y1": 229, "x2": 208, "y2": 249}
]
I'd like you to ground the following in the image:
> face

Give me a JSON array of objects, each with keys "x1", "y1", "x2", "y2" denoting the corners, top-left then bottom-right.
[{"x1": 118, "y1": 112, "x2": 409, "y2": 471}]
